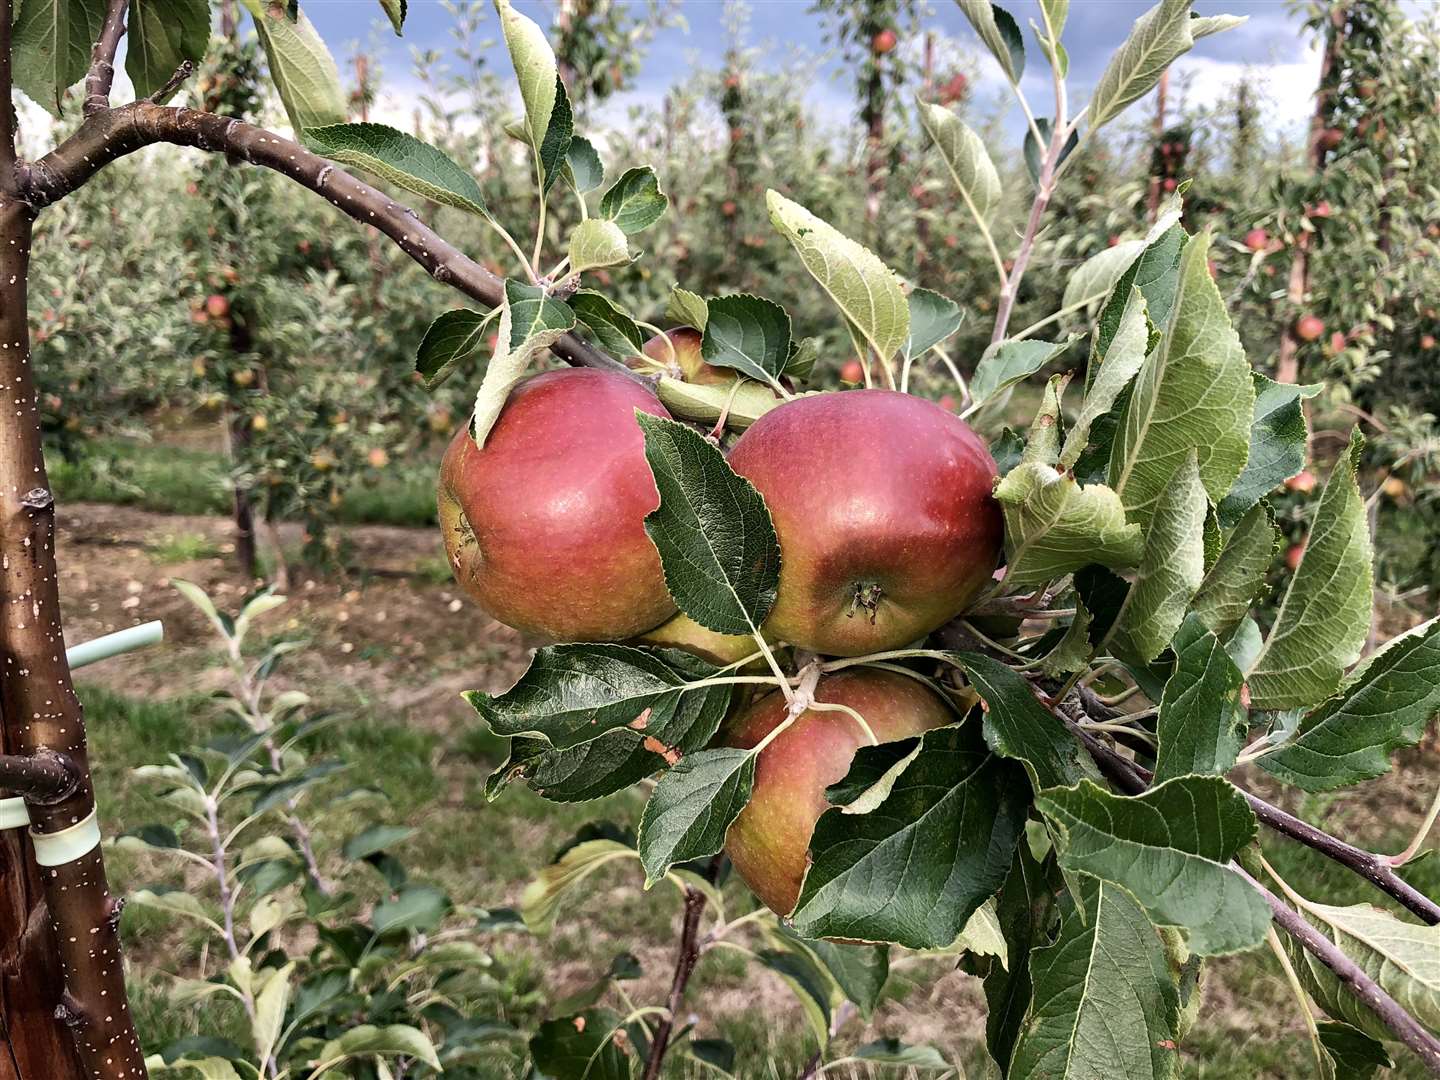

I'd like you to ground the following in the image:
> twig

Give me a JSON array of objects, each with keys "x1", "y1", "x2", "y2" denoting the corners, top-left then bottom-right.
[
  {"x1": 641, "y1": 854, "x2": 722, "y2": 1080},
  {"x1": 147, "y1": 60, "x2": 196, "y2": 104},
  {"x1": 82, "y1": 0, "x2": 129, "y2": 116},
  {"x1": 1074, "y1": 692, "x2": 1440, "y2": 925},
  {"x1": 1237, "y1": 865, "x2": 1440, "y2": 1076},
  {"x1": 22, "y1": 102, "x2": 630, "y2": 379}
]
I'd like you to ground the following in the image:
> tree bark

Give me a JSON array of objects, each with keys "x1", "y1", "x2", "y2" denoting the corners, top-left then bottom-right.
[{"x1": 0, "y1": 196, "x2": 146, "y2": 1078}]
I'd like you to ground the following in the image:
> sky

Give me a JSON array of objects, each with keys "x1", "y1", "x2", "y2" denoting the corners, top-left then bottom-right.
[{"x1": 296, "y1": 0, "x2": 1329, "y2": 142}]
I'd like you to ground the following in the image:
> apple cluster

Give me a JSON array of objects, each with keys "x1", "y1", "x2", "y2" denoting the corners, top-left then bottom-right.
[{"x1": 438, "y1": 333, "x2": 1004, "y2": 915}]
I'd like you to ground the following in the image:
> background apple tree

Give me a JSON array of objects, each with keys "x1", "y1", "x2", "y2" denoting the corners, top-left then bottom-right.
[{"x1": 0, "y1": 1, "x2": 1437, "y2": 1079}]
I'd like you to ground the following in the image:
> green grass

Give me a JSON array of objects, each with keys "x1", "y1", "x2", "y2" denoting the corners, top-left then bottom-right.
[{"x1": 146, "y1": 530, "x2": 223, "y2": 563}]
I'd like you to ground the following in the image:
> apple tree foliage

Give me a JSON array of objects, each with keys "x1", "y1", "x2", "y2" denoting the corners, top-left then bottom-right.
[{"x1": 6, "y1": 0, "x2": 1440, "y2": 1076}]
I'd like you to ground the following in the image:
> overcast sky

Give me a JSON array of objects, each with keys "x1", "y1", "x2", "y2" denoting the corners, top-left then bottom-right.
[{"x1": 298, "y1": 0, "x2": 1327, "y2": 140}]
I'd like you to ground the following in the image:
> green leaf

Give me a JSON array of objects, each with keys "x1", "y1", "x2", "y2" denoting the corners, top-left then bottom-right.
[
  {"x1": 494, "y1": 0, "x2": 558, "y2": 156},
  {"x1": 1261, "y1": 617, "x2": 1440, "y2": 791},
  {"x1": 467, "y1": 643, "x2": 713, "y2": 750},
  {"x1": 1217, "y1": 375, "x2": 1321, "y2": 527},
  {"x1": 1153, "y1": 615, "x2": 1245, "y2": 783},
  {"x1": 994, "y1": 463, "x2": 1142, "y2": 590},
  {"x1": 970, "y1": 337, "x2": 1076, "y2": 410},
  {"x1": 599, "y1": 166, "x2": 669, "y2": 234},
  {"x1": 701, "y1": 295, "x2": 791, "y2": 387},
  {"x1": 126, "y1": 0, "x2": 209, "y2": 99},
  {"x1": 303, "y1": 123, "x2": 489, "y2": 216},
  {"x1": 130, "y1": 887, "x2": 221, "y2": 932},
  {"x1": 1038, "y1": 605, "x2": 1094, "y2": 678},
  {"x1": 1009, "y1": 880, "x2": 1180, "y2": 1080},
  {"x1": 758, "y1": 946, "x2": 832, "y2": 1048},
  {"x1": 565, "y1": 135, "x2": 605, "y2": 193},
  {"x1": 1023, "y1": 117, "x2": 1078, "y2": 185},
  {"x1": 372, "y1": 884, "x2": 449, "y2": 935},
  {"x1": 1111, "y1": 451, "x2": 1207, "y2": 664},
  {"x1": 1040, "y1": 0, "x2": 1069, "y2": 39},
  {"x1": 960, "y1": 651, "x2": 1094, "y2": 791},
  {"x1": 667, "y1": 286, "x2": 710, "y2": 332},
  {"x1": 251, "y1": 962, "x2": 295, "y2": 1067},
  {"x1": 1109, "y1": 231, "x2": 1254, "y2": 530},
  {"x1": 904, "y1": 288, "x2": 964, "y2": 360},
  {"x1": 530, "y1": 1009, "x2": 633, "y2": 1080},
  {"x1": 766, "y1": 189, "x2": 909, "y2": 366},
  {"x1": 850, "y1": 1040, "x2": 950, "y2": 1068},
  {"x1": 1287, "y1": 902, "x2": 1440, "y2": 1043},
  {"x1": 539, "y1": 77, "x2": 573, "y2": 195},
  {"x1": 568, "y1": 218, "x2": 631, "y2": 274},
  {"x1": 916, "y1": 101, "x2": 1002, "y2": 224},
  {"x1": 570, "y1": 291, "x2": 644, "y2": 358},
  {"x1": 320, "y1": 1025, "x2": 441, "y2": 1072},
  {"x1": 1090, "y1": 0, "x2": 1239, "y2": 129},
  {"x1": 1036, "y1": 776, "x2": 1269, "y2": 955},
  {"x1": 956, "y1": 0, "x2": 1025, "y2": 82},
  {"x1": 1094, "y1": 224, "x2": 1185, "y2": 365},
  {"x1": 11, "y1": 0, "x2": 102, "y2": 115},
  {"x1": 791, "y1": 724, "x2": 1027, "y2": 949},
  {"x1": 687, "y1": 1039, "x2": 736, "y2": 1075},
  {"x1": 242, "y1": 1, "x2": 346, "y2": 132},
  {"x1": 656, "y1": 378, "x2": 781, "y2": 431},
  {"x1": 378, "y1": 0, "x2": 406, "y2": 34},
  {"x1": 1062, "y1": 241, "x2": 1146, "y2": 312},
  {"x1": 522, "y1": 838, "x2": 638, "y2": 934},
  {"x1": 414, "y1": 309, "x2": 490, "y2": 390},
  {"x1": 636, "y1": 748, "x2": 756, "y2": 886},
  {"x1": 786, "y1": 935, "x2": 889, "y2": 1019},
  {"x1": 1246, "y1": 431, "x2": 1373, "y2": 711},
  {"x1": 490, "y1": 654, "x2": 734, "y2": 803},
  {"x1": 1316, "y1": 1022, "x2": 1393, "y2": 1078},
  {"x1": 983, "y1": 843, "x2": 1058, "y2": 1074},
  {"x1": 636, "y1": 413, "x2": 780, "y2": 636},
  {"x1": 1192, "y1": 504, "x2": 1279, "y2": 638},
  {"x1": 342, "y1": 824, "x2": 415, "y2": 860},
  {"x1": 470, "y1": 280, "x2": 576, "y2": 447},
  {"x1": 1059, "y1": 285, "x2": 1148, "y2": 469}
]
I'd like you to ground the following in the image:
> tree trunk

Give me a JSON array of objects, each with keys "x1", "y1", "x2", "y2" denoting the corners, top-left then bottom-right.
[
  {"x1": 863, "y1": 6, "x2": 886, "y2": 238},
  {"x1": 1146, "y1": 69, "x2": 1168, "y2": 221},
  {"x1": 0, "y1": 194, "x2": 147, "y2": 1080}
]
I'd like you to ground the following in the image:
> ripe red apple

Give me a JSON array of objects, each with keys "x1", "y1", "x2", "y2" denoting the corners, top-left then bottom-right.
[
  {"x1": 1422, "y1": 334, "x2": 1437, "y2": 351},
  {"x1": 1295, "y1": 314, "x2": 1325, "y2": 342},
  {"x1": 1307, "y1": 200, "x2": 1333, "y2": 220},
  {"x1": 1285, "y1": 470, "x2": 1316, "y2": 494},
  {"x1": 723, "y1": 668, "x2": 954, "y2": 915},
  {"x1": 872, "y1": 28, "x2": 897, "y2": 54},
  {"x1": 839, "y1": 359, "x2": 865, "y2": 384},
  {"x1": 437, "y1": 369, "x2": 676, "y2": 641},
  {"x1": 205, "y1": 294, "x2": 230, "y2": 318},
  {"x1": 726, "y1": 390, "x2": 1003, "y2": 656},
  {"x1": 938, "y1": 72, "x2": 968, "y2": 104},
  {"x1": 639, "y1": 326, "x2": 733, "y2": 386},
  {"x1": 1318, "y1": 127, "x2": 1343, "y2": 152},
  {"x1": 1162, "y1": 177, "x2": 1178, "y2": 192},
  {"x1": 720, "y1": 200, "x2": 738, "y2": 217},
  {"x1": 1244, "y1": 228, "x2": 1269, "y2": 252}
]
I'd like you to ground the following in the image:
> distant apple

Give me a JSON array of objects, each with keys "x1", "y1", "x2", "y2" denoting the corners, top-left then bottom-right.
[
  {"x1": 1244, "y1": 228, "x2": 1269, "y2": 252},
  {"x1": 1295, "y1": 314, "x2": 1326, "y2": 342},
  {"x1": 872, "y1": 28, "x2": 897, "y2": 54}
]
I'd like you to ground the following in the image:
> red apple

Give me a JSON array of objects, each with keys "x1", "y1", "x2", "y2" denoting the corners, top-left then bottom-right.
[
  {"x1": 1318, "y1": 127, "x2": 1343, "y2": 152},
  {"x1": 1295, "y1": 314, "x2": 1325, "y2": 342},
  {"x1": 723, "y1": 668, "x2": 954, "y2": 915},
  {"x1": 872, "y1": 28, "x2": 897, "y2": 54},
  {"x1": 205, "y1": 294, "x2": 230, "y2": 318},
  {"x1": 839, "y1": 360, "x2": 865, "y2": 384},
  {"x1": 1244, "y1": 228, "x2": 1269, "y2": 252},
  {"x1": 1307, "y1": 200, "x2": 1333, "y2": 219},
  {"x1": 721, "y1": 200, "x2": 738, "y2": 217},
  {"x1": 938, "y1": 72, "x2": 968, "y2": 104},
  {"x1": 1285, "y1": 470, "x2": 1317, "y2": 494},
  {"x1": 437, "y1": 369, "x2": 676, "y2": 640},
  {"x1": 1422, "y1": 334, "x2": 1437, "y2": 351},
  {"x1": 726, "y1": 390, "x2": 1003, "y2": 656},
  {"x1": 640, "y1": 326, "x2": 733, "y2": 386}
]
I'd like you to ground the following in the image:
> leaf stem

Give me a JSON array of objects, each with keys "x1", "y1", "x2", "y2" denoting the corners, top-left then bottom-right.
[
  {"x1": 1012, "y1": 289, "x2": 1108, "y2": 341},
  {"x1": 1385, "y1": 782, "x2": 1440, "y2": 867},
  {"x1": 806, "y1": 700, "x2": 878, "y2": 746}
]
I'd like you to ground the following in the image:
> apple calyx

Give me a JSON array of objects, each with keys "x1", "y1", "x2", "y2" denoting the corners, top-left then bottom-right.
[{"x1": 846, "y1": 581, "x2": 885, "y2": 624}]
